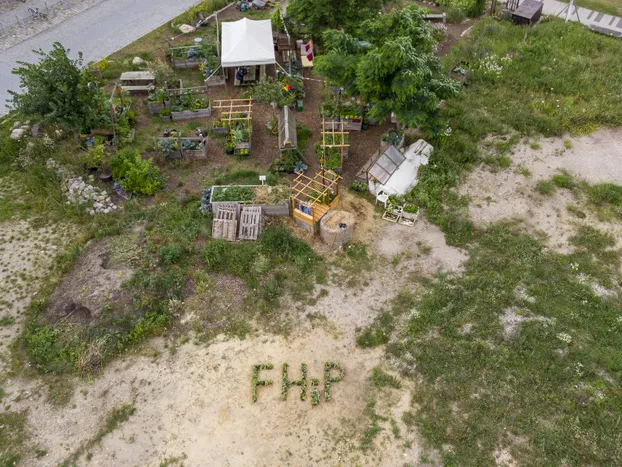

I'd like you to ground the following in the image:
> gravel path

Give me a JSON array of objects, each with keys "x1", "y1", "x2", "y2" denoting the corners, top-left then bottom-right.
[{"x1": 0, "y1": 0, "x2": 202, "y2": 114}]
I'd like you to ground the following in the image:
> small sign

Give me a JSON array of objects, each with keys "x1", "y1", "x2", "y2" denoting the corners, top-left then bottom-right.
[{"x1": 259, "y1": 175, "x2": 267, "y2": 185}]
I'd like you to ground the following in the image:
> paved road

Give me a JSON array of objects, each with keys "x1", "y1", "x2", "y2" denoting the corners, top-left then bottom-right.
[
  {"x1": 539, "y1": 0, "x2": 622, "y2": 36},
  {"x1": 0, "y1": 0, "x2": 202, "y2": 114}
]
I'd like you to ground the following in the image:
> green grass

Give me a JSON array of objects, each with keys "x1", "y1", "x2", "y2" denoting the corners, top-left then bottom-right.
[
  {"x1": 0, "y1": 411, "x2": 28, "y2": 467},
  {"x1": 370, "y1": 367, "x2": 402, "y2": 389},
  {"x1": 552, "y1": 170, "x2": 576, "y2": 189},
  {"x1": 560, "y1": 0, "x2": 622, "y2": 17},
  {"x1": 411, "y1": 17, "x2": 622, "y2": 246},
  {"x1": 359, "y1": 224, "x2": 622, "y2": 465},
  {"x1": 536, "y1": 179, "x2": 556, "y2": 195}
]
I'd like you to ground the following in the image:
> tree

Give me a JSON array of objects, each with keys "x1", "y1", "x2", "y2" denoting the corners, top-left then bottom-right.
[
  {"x1": 9, "y1": 42, "x2": 105, "y2": 131},
  {"x1": 315, "y1": 5, "x2": 461, "y2": 130},
  {"x1": 287, "y1": 0, "x2": 386, "y2": 40}
]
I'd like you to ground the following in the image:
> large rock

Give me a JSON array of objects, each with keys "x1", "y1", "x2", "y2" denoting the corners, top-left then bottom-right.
[
  {"x1": 132, "y1": 56, "x2": 145, "y2": 65},
  {"x1": 179, "y1": 24, "x2": 196, "y2": 34},
  {"x1": 10, "y1": 128, "x2": 26, "y2": 140}
]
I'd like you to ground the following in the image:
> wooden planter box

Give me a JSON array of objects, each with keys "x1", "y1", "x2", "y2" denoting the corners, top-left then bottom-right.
[
  {"x1": 401, "y1": 207, "x2": 420, "y2": 220},
  {"x1": 343, "y1": 117, "x2": 363, "y2": 131},
  {"x1": 324, "y1": 117, "x2": 362, "y2": 131},
  {"x1": 171, "y1": 58, "x2": 203, "y2": 69},
  {"x1": 211, "y1": 185, "x2": 290, "y2": 218},
  {"x1": 234, "y1": 141, "x2": 251, "y2": 156},
  {"x1": 91, "y1": 128, "x2": 114, "y2": 136},
  {"x1": 212, "y1": 126, "x2": 228, "y2": 135},
  {"x1": 171, "y1": 107, "x2": 212, "y2": 120},
  {"x1": 147, "y1": 101, "x2": 170, "y2": 115},
  {"x1": 181, "y1": 138, "x2": 208, "y2": 161}
]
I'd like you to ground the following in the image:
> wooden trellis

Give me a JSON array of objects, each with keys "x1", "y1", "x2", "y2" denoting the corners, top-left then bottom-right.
[
  {"x1": 212, "y1": 98, "x2": 253, "y2": 124},
  {"x1": 212, "y1": 98, "x2": 253, "y2": 155},
  {"x1": 320, "y1": 118, "x2": 350, "y2": 171},
  {"x1": 291, "y1": 170, "x2": 342, "y2": 230}
]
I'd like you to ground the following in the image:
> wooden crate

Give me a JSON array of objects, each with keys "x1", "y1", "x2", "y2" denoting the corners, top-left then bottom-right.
[
  {"x1": 238, "y1": 206, "x2": 262, "y2": 241},
  {"x1": 212, "y1": 204, "x2": 238, "y2": 241}
]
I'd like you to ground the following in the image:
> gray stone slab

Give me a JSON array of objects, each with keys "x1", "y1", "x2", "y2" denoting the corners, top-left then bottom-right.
[{"x1": 594, "y1": 12, "x2": 604, "y2": 22}]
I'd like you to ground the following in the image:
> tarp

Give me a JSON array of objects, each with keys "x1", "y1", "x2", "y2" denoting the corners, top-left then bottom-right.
[{"x1": 221, "y1": 18, "x2": 276, "y2": 67}]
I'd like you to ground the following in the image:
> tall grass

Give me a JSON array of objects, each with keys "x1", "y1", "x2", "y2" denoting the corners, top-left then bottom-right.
[{"x1": 412, "y1": 17, "x2": 622, "y2": 245}]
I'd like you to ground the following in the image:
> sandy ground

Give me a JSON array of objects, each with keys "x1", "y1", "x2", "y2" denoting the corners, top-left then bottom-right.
[
  {"x1": 0, "y1": 218, "x2": 75, "y2": 365},
  {"x1": 0, "y1": 192, "x2": 468, "y2": 466},
  {"x1": 460, "y1": 129, "x2": 622, "y2": 252}
]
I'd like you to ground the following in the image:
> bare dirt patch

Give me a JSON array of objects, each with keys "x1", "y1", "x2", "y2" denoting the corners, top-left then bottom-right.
[
  {"x1": 512, "y1": 129, "x2": 622, "y2": 184},
  {"x1": 460, "y1": 129, "x2": 622, "y2": 252},
  {"x1": 375, "y1": 218, "x2": 468, "y2": 275},
  {"x1": 46, "y1": 236, "x2": 137, "y2": 325}
]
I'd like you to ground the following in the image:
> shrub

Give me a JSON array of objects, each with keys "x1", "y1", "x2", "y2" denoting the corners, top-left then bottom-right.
[{"x1": 110, "y1": 148, "x2": 164, "y2": 195}]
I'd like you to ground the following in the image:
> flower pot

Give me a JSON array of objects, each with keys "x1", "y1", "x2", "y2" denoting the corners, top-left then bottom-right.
[
  {"x1": 225, "y1": 147, "x2": 234, "y2": 155},
  {"x1": 296, "y1": 100, "x2": 303, "y2": 112},
  {"x1": 97, "y1": 168, "x2": 112, "y2": 182}
]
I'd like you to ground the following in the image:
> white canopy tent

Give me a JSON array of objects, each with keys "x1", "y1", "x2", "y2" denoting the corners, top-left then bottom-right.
[{"x1": 221, "y1": 18, "x2": 276, "y2": 68}]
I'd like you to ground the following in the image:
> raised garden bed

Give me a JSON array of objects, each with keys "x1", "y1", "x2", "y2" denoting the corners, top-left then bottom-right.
[
  {"x1": 171, "y1": 107, "x2": 212, "y2": 120},
  {"x1": 169, "y1": 86, "x2": 212, "y2": 120},
  {"x1": 210, "y1": 184, "x2": 291, "y2": 216},
  {"x1": 169, "y1": 42, "x2": 218, "y2": 70},
  {"x1": 181, "y1": 138, "x2": 208, "y2": 160},
  {"x1": 154, "y1": 130, "x2": 208, "y2": 161},
  {"x1": 321, "y1": 100, "x2": 364, "y2": 131}
]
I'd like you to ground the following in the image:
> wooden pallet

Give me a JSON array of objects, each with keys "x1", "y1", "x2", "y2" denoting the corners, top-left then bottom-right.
[
  {"x1": 238, "y1": 206, "x2": 262, "y2": 241},
  {"x1": 212, "y1": 205, "x2": 238, "y2": 241}
]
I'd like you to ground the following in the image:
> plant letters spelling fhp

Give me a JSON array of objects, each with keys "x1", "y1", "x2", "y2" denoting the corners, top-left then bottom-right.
[{"x1": 252, "y1": 362, "x2": 345, "y2": 406}]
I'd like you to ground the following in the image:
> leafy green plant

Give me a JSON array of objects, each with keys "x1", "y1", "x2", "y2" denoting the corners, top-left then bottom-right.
[
  {"x1": 324, "y1": 361, "x2": 345, "y2": 402},
  {"x1": 403, "y1": 204, "x2": 419, "y2": 214},
  {"x1": 110, "y1": 148, "x2": 164, "y2": 195},
  {"x1": 83, "y1": 144, "x2": 107, "y2": 169},
  {"x1": 252, "y1": 363, "x2": 274, "y2": 402},
  {"x1": 211, "y1": 186, "x2": 253, "y2": 202},
  {"x1": 281, "y1": 363, "x2": 308, "y2": 401},
  {"x1": 350, "y1": 180, "x2": 368, "y2": 193}
]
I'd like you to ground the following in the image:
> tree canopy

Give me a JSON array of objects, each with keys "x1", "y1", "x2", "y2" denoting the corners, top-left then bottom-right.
[
  {"x1": 315, "y1": 5, "x2": 461, "y2": 130},
  {"x1": 286, "y1": 0, "x2": 386, "y2": 40},
  {"x1": 9, "y1": 42, "x2": 105, "y2": 131}
]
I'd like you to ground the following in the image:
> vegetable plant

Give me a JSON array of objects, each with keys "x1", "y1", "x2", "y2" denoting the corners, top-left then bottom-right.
[{"x1": 111, "y1": 148, "x2": 164, "y2": 195}]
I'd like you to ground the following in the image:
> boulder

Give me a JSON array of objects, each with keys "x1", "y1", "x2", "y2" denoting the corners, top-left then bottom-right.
[
  {"x1": 10, "y1": 128, "x2": 26, "y2": 140},
  {"x1": 132, "y1": 56, "x2": 145, "y2": 65},
  {"x1": 179, "y1": 24, "x2": 196, "y2": 34}
]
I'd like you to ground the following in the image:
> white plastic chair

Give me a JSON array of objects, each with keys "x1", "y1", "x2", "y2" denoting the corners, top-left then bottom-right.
[{"x1": 376, "y1": 190, "x2": 389, "y2": 209}]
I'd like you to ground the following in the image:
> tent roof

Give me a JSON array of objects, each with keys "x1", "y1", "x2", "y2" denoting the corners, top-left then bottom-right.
[{"x1": 221, "y1": 18, "x2": 276, "y2": 67}]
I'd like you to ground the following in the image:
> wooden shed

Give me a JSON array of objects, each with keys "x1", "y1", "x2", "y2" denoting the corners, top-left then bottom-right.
[{"x1": 512, "y1": 0, "x2": 543, "y2": 26}]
